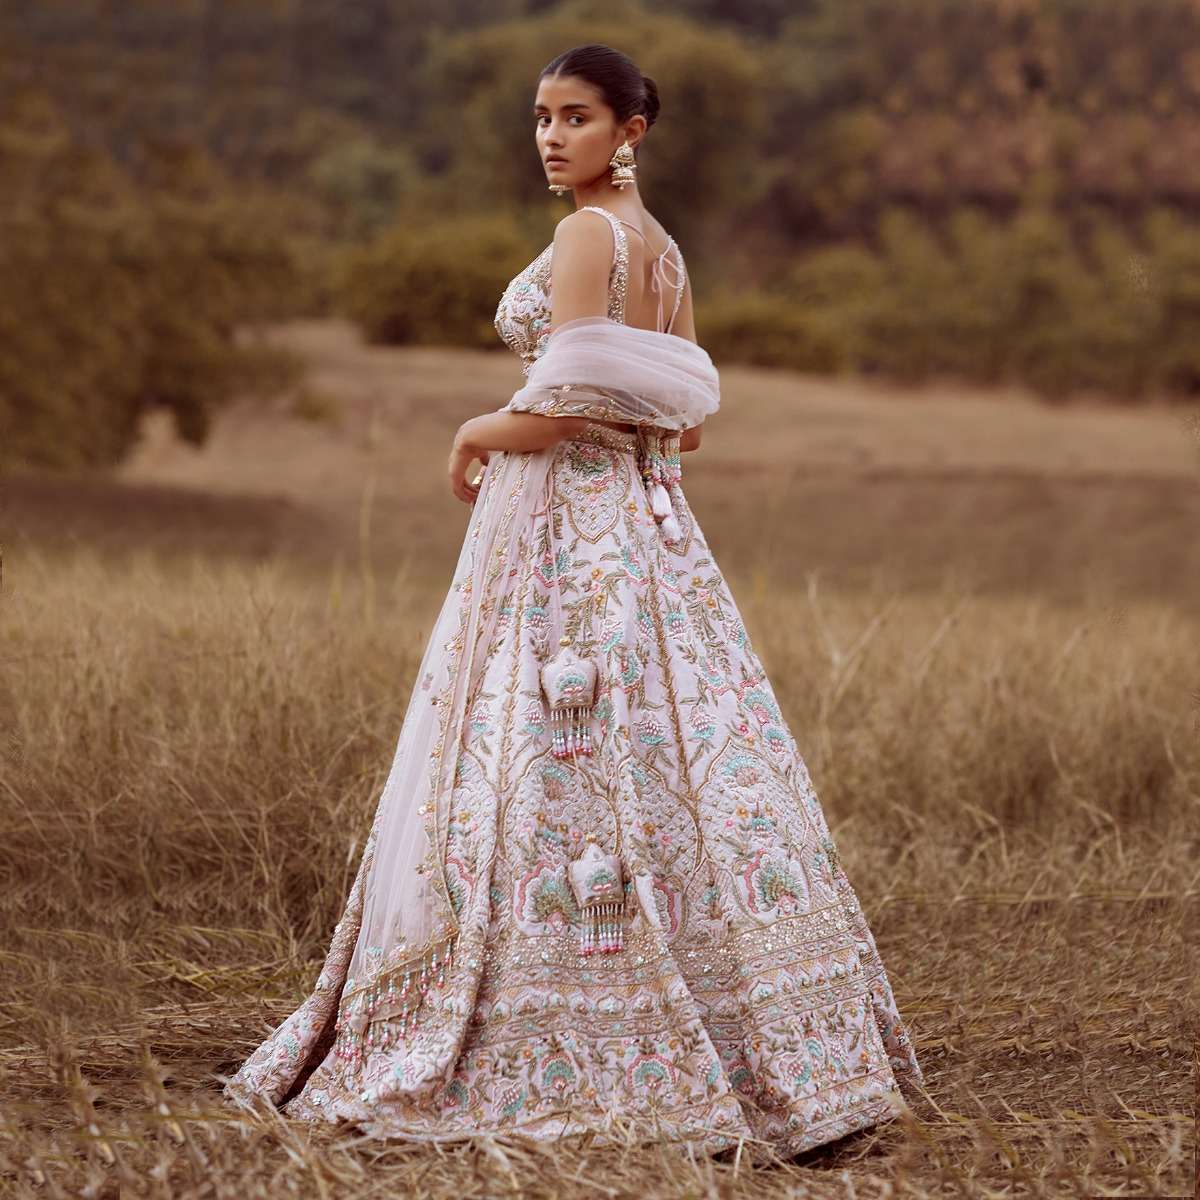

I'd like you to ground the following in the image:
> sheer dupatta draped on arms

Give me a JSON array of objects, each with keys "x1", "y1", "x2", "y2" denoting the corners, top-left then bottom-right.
[{"x1": 331, "y1": 315, "x2": 719, "y2": 1077}]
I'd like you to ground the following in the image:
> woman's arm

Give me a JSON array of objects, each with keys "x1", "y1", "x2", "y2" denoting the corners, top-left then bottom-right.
[
  {"x1": 549, "y1": 210, "x2": 616, "y2": 328},
  {"x1": 448, "y1": 411, "x2": 592, "y2": 504},
  {"x1": 450, "y1": 212, "x2": 615, "y2": 504}
]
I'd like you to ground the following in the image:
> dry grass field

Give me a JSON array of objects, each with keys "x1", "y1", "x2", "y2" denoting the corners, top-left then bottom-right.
[{"x1": 1, "y1": 320, "x2": 1197, "y2": 1197}]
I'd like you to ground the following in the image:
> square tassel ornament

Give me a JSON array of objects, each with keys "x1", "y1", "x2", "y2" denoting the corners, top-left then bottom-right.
[
  {"x1": 569, "y1": 838, "x2": 626, "y2": 956},
  {"x1": 540, "y1": 636, "x2": 597, "y2": 760}
]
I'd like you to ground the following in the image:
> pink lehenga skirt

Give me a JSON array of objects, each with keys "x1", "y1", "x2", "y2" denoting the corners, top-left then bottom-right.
[{"x1": 224, "y1": 421, "x2": 924, "y2": 1160}]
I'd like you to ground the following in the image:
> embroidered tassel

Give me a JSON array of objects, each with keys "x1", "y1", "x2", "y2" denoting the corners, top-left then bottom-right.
[
  {"x1": 334, "y1": 932, "x2": 457, "y2": 1068},
  {"x1": 541, "y1": 638, "x2": 597, "y2": 760},
  {"x1": 641, "y1": 438, "x2": 684, "y2": 543},
  {"x1": 649, "y1": 480, "x2": 673, "y2": 519},
  {"x1": 570, "y1": 839, "x2": 626, "y2": 957},
  {"x1": 580, "y1": 900, "x2": 628, "y2": 954}
]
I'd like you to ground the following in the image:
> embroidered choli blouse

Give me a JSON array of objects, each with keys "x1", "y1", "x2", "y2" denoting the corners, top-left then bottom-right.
[{"x1": 493, "y1": 205, "x2": 686, "y2": 378}]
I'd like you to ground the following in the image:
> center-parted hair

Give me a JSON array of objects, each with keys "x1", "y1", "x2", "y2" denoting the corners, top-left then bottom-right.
[{"x1": 540, "y1": 43, "x2": 660, "y2": 131}]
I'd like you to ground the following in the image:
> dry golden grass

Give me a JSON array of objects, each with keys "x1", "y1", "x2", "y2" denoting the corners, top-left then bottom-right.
[{"x1": 1, "y1": 321, "x2": 1196, "y2": 1196}]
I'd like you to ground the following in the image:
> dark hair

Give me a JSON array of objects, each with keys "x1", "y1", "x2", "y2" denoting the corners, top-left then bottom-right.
[{"x1": 540, "y1": 43, "x2": 661, "y2": 131}]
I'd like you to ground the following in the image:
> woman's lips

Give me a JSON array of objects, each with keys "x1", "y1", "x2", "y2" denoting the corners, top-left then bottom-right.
[{"x1": 546, "y1": 158, "x2": 567, "y2": 166}]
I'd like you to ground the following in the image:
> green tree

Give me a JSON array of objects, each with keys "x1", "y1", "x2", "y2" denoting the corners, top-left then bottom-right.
[{"x1": 0, "y1": 92, "x2": 301, "y2": 471}]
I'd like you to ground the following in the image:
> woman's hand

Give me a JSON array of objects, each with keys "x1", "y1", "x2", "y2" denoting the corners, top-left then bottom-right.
[
  {"x1": 448, "y1": 411, "x2": 592, "y2": 502},
  {"x1": 448, "y1": 428, "x2": 489, "y2": 505}
]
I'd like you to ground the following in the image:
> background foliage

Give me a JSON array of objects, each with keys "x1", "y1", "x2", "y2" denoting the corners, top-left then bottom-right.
[{"x1": 3, "y1": 0, "x2": 1199, "y2": 467}]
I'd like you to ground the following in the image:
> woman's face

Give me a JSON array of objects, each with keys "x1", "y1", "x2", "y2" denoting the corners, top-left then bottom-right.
[{"x1": 534, "y1": 74, "x2": 641, "y2": 191}]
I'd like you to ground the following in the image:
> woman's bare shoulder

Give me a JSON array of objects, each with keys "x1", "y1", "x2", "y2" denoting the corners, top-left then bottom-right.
[{"x1": 554, "y1": 207, "x2": 616, "y2": 244}]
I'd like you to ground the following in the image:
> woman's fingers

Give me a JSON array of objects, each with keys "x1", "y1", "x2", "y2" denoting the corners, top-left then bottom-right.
[
  {"x1": 448, "y1": 459, "x2": 469, "y2": 504},
  {"x1": 448, "y1": 441, "x2": 487, "y2": 504},
  {"x1": 448, "y1": 463, "x2": 481, "y2": 504}
]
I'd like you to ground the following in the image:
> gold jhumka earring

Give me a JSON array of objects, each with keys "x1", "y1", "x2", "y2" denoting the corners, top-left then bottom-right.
[{"x1": 608, "y1": 140, "x2": 637, "y2": 189}]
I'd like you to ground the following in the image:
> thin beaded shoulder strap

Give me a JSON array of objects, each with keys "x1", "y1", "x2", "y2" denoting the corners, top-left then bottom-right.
[
  {"x1": 577, "y1": 205, "x2": 630, "y2": 325},
  {"x1": 663, "y1": 244, "x2": 686, "y2": 335}
]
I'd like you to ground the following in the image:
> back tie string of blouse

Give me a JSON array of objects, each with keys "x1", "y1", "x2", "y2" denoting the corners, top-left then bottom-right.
[{"x1": 615, "y1": 219, "x2": 683, "y2": 335}]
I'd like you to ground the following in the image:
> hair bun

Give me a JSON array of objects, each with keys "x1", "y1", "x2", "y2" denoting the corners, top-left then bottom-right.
[{"x1": 641, "y1": 74, "x2": 661, "y2": 128}]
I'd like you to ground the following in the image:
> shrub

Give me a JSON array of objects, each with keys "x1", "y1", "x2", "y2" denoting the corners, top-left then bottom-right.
[
  {"x1": 696, "y1": 293, "x2": 849, "y2": 372},
  {"x1": 337, "y1": 214, "x2": 534, "y2": 349}
]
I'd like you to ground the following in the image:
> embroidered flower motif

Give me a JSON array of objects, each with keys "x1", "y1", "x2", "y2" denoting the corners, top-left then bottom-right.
[
  {"x1": 728, "y1": 1061, "x2": 756, "y2": 1095},
  {"x1": 540, "y1": 1050, "x2": 577, "y2": 1094},
  {"x1": 442, "y1": 1078, "x2": 473, "y2": 1110},
  {"x1": 626, "y1": 1052, "x2": 677, "y2": 1093},
  {"x1": 723, "y1": 617, "x2": 748, "y2": 648},
  {"x1": 541, "y1": 761, "x2": 572, "y2": 802},
  {"x1": 520, "y1": 700, "x2": 545, "y2": 737},
  {"x1": 619, "y1": 648, "x2": 644, "y2": 689},
  {"x1": 636, "y1": 714, "x2": 666, "y2": 746},
  {"x1": 722, "y1": 752, "x2": 760, "y2": 786},
  {"x1": 762, "y1": 726, "x2": 789, "y2": 755},
  {"x1": 593, "y1": 694, "x2": 614, "y2": 734},
  {"x1": 516, "y1": 863, "x2": 580, "y2": 930},
  {"x1": 525, "y1": 604, "x2": 549, "y2": 638},
  {"x1": 469, "y1": 702, "x2": 493, "y2": 735},
  {"x1": 744, "y1": 686, "x2": 781, "y2": 726},
  {"x1": 742, "y1": 850, "x2": 810, "y2": 916},
  {"x1": 567, "y1": 442, "x2": 614, "y2": 478},
  {"x1": 495, "y1": 1082, "x2": 527, "y2": 1119},
  {"x1": 600, "y1": 618, "x2": 623, "y2": 653},
  {"x1": 665, "y1": 607, "x2": 689, "y2": 635}
]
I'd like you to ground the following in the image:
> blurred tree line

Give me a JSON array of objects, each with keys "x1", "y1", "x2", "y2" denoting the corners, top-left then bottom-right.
[{"x1": 2, "y1": 0, "x2": 1198, "y2": 468}]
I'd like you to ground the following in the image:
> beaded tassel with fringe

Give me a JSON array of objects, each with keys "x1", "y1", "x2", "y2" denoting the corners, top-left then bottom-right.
[
  {"x1": 569, "y1": 838, "x2": 626, "y2": 957},
  {"x1": 551, "y1": 703, "x2": 595, "y2": 759},
  {"x1": 332, "y1": 933, "x2": 455, "y2": 1068},
  {"x1": 540, "y1": 637, "x2": 597, "y2": 760},
  {"x1": 578, "y1": 899, "x2": 625, "y2": 955}
]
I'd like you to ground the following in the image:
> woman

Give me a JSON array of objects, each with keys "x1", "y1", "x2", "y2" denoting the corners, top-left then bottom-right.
[{"x1": 225, "y1": 43, "x2": 924, "y2": 1162}]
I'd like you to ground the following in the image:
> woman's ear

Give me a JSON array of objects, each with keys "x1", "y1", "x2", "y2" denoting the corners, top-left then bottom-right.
[{"x1": 622, "y1": 113, "x2": 647, "y2": 148}]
